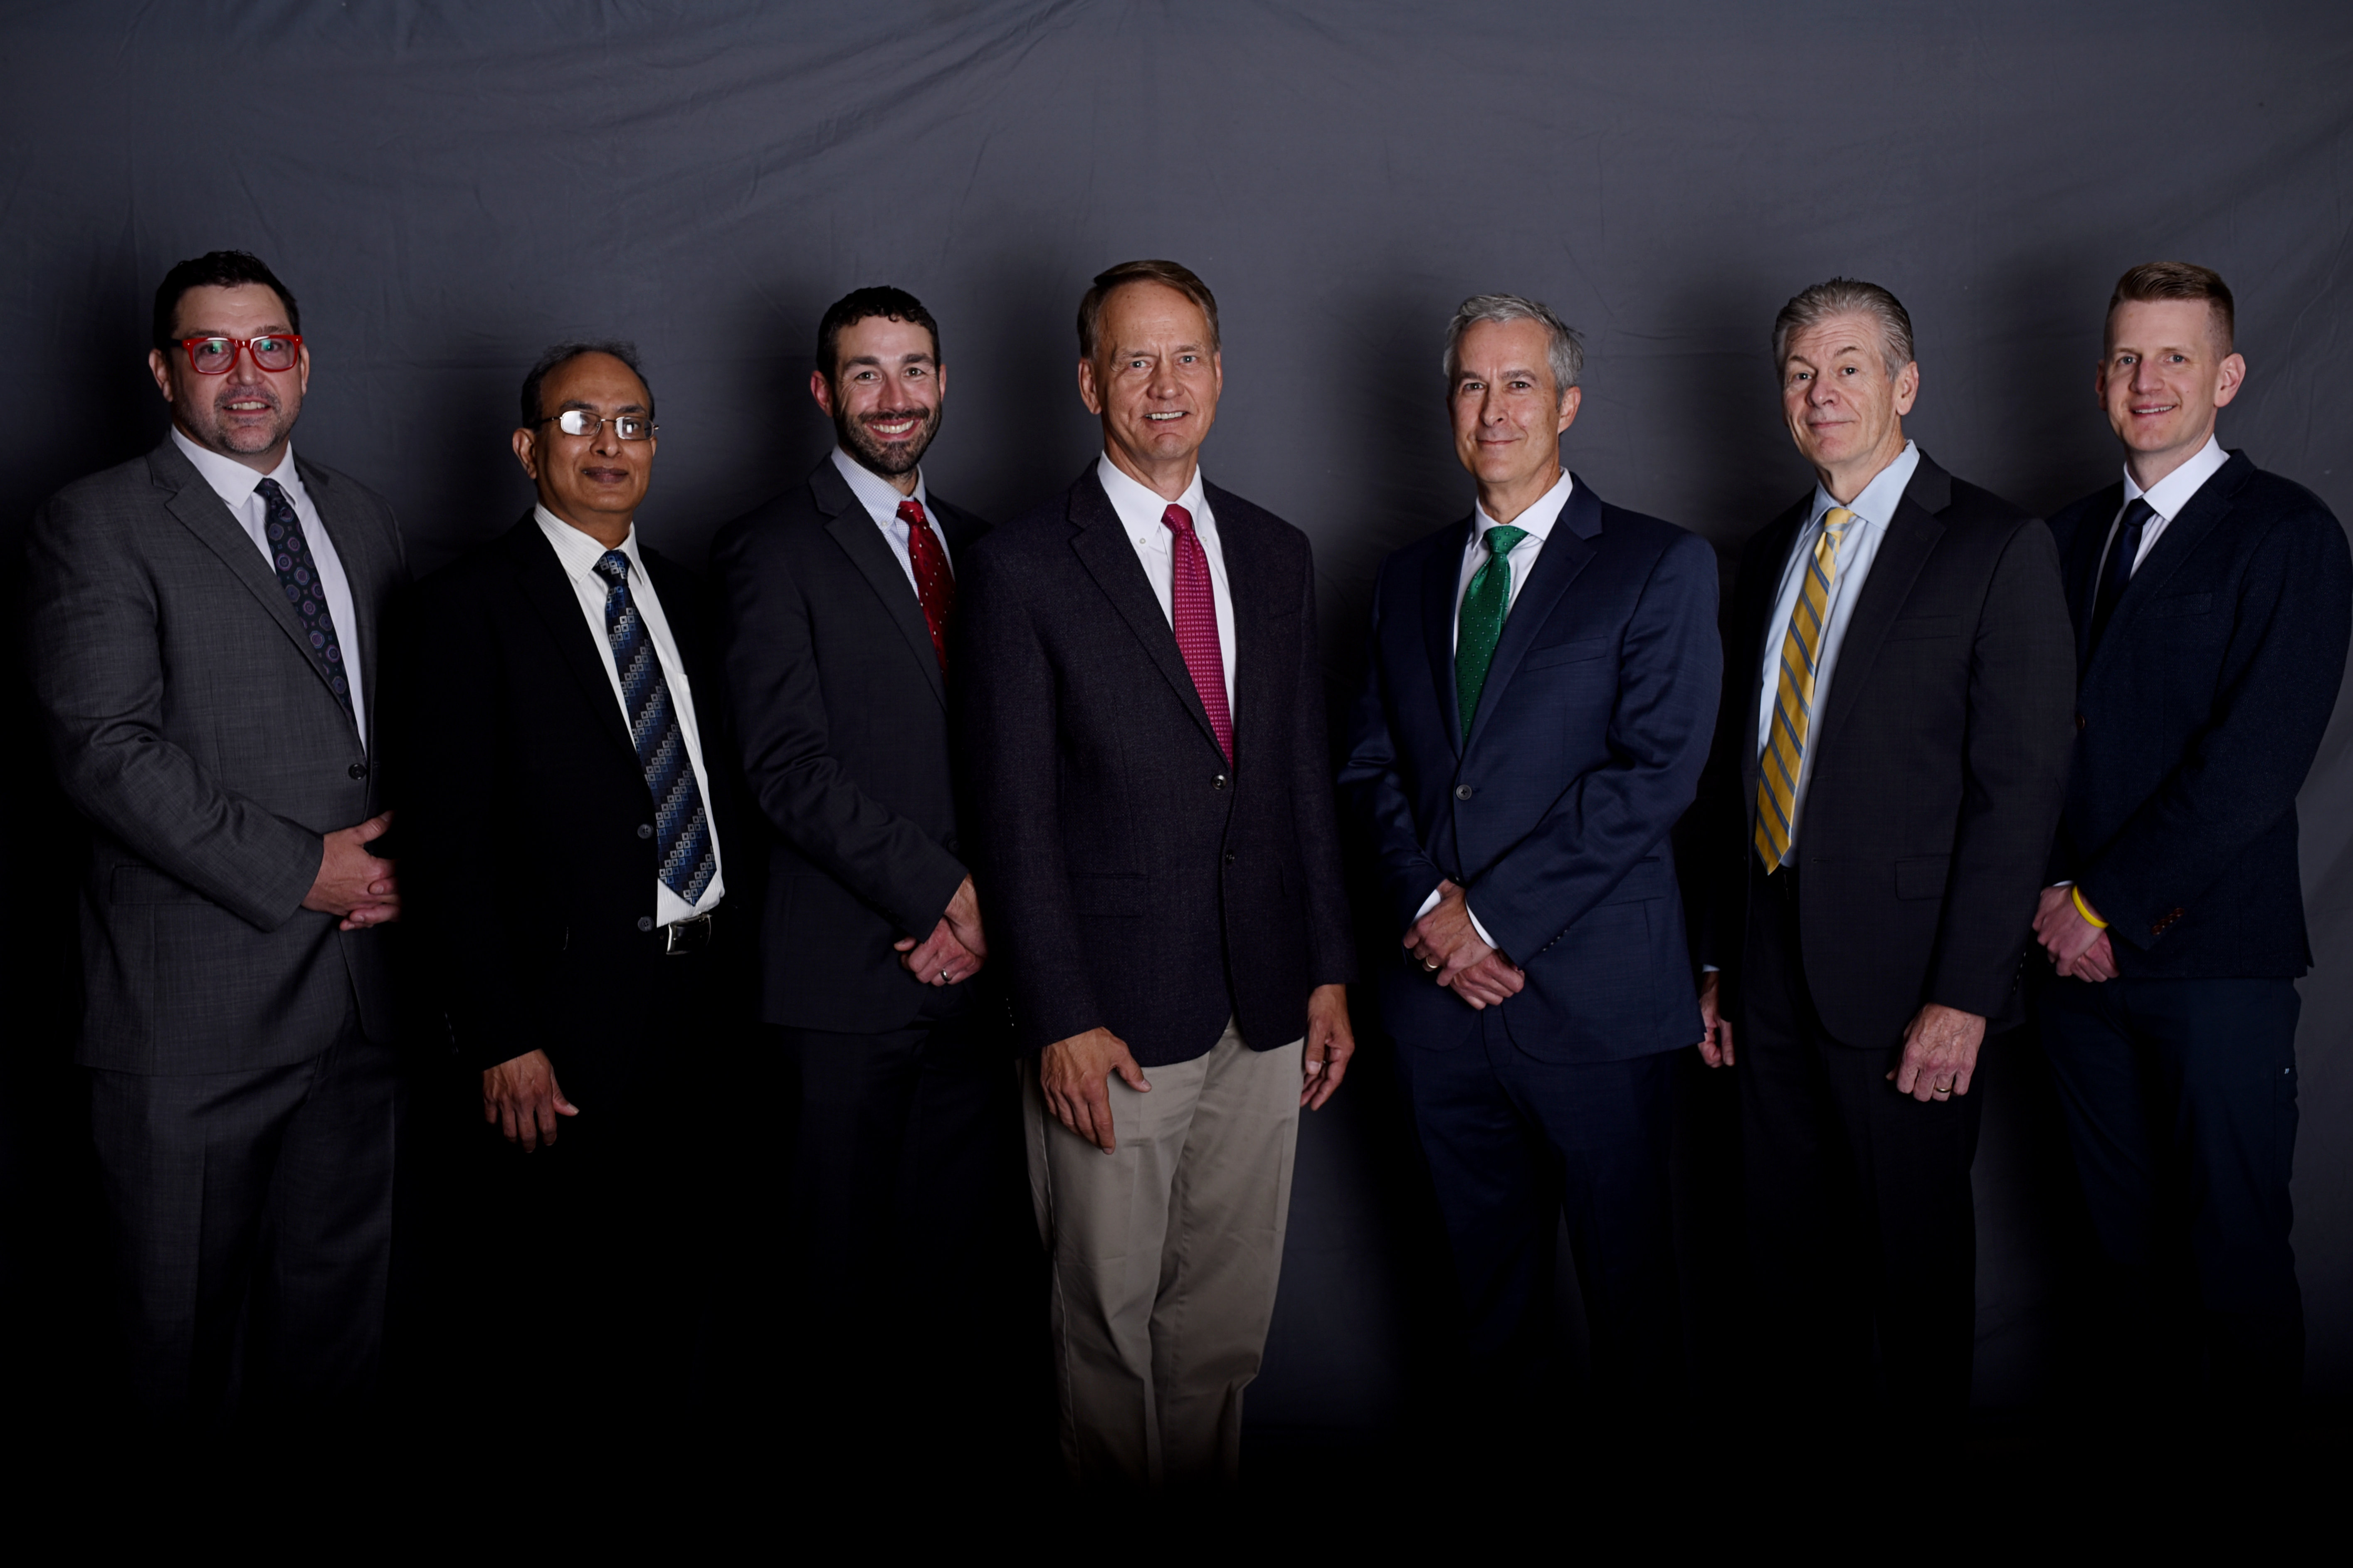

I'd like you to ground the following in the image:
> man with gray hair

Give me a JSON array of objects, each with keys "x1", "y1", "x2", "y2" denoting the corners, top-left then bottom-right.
[
  {"x1": 1689, "y1": 278, "x2": 2074, "y2": 1437},
  {"x1": 1339, "y1": 293, "x2": 1721, "y2": 1445}
]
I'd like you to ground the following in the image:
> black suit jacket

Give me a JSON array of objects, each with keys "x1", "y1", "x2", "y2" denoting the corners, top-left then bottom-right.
[
  {"x1": 391, "y1": 516, "x2": 752, "y2": 1085},
  {"x1": 710, "y1": 460, "x2": 989, "y2": 1032},
  {"x1": 2046, "y1": 451, "x2": 2351, "y2": 976},
  {"x1": 955, "y1": 468, "x2": 1356, "y2": 1068},
  {"x1": 1694, "y1": 453, "x2": 2076, "y2": 1048}
]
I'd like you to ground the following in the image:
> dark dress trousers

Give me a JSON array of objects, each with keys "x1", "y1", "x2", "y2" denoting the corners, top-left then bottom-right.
[
  {"x1": 2039, "y1": 451, "x2": 2351, "y2": 1413},
  {"x1": 25, "y1": 439, "x2": 407, "y2": 1426},
  {"x1": 393, "y1": 515, "x2": 753, "y2": 1432},
  {"x1": 709, "y1": 459, "x2": 1015, "y2": 1458},
  {"x1": 1692, "y1": 452, "x2": 2076, "y2": 1428},
  {"x1": 1338, "y1": 478, "x2": 1720, "y2": 1421},
  {"x1": 956, "y1": 470, "x2": 1355, "y2": 1068}
]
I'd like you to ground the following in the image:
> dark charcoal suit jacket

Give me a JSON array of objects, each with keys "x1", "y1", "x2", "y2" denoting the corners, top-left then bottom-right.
[
  {"x1": 392, "y1": 516, "x2": 752, "y2": 1090},
  {"x1": 955, "y1": 468, "x2": 1356, "y2": 1068},
  {"x1": 26, "y1": 439, "x2": 406, "y2": 1074},
  {"x1": 1338, "y1": 478, "x2": 1721, "y2": 1061},
  {"x1": 1693, "y1": 453, "x2": 2077, "y2": 1049},
  {"x1": 710, "y1": 460, "x2": 989, "y2": 1033},
  {"x1": 2046, "y1": 451, "x2": 2351, "y2": 976}
]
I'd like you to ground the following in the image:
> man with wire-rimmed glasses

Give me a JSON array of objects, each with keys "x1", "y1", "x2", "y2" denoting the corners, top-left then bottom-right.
[
  {"x1": 26, "y1": 249, "x2": 410, "y2": 1431},
  {"x1": 395, "y1": 340, "x2": 751, "y2": 1438}
]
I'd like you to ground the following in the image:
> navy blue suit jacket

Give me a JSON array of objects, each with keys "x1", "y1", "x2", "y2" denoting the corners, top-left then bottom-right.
[
  {"x1": 2047, "y1": 450, "x2": 2351, "y2": 976},
  {"x1": 1338, "y1": 477, "x2": 1721, "y2": 1061}
]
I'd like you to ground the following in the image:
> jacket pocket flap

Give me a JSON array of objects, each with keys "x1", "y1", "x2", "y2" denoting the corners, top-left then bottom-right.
[
  {"x1": 1523, "y1": 636, "x2": 1610, "y2": 669},
  {"x1": 1895, "y1": 855, "x2": 1950, "y2": 900}
]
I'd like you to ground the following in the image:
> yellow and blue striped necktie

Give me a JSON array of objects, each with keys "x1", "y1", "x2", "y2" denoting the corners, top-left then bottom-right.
[{"x1": 1754, "y1": 507, "x2": 1857, "y2": 872}]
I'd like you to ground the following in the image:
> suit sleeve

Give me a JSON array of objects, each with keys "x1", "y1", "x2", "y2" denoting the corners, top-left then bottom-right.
[
  {"x1": 2076, "y1": 505, "x2": 2353, "y2": 947},
  {"x1": 1686, "y1": 547, "x2": 1763, "y2": 974},
  {"x1": 1287, "y1": 543, "x2": 1358, "y2": 987},
  {"x1": 1336, "y1": 563, "x2": 1449, "y2": 937},
  {"x1": 1467, "y1": 532, "x2": 1722, "y2": 962},
  {"x1": 24, "y1": 490, "x2": 321, "y2": 930},
  {"x1": 1924, "y1": 520, "x2": 2077, "y2": 1013},
  {"x1": 713, "y1": 521, "x2": 965, "y2": 937},
  {"x1": 954, "y1": 543, "x2": 1101, "y2": 1051}
]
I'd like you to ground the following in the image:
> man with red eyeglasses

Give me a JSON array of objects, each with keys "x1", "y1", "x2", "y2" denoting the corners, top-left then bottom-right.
[{"x1": 26, "y1": 250, "x2": 409, "y2": 1431}]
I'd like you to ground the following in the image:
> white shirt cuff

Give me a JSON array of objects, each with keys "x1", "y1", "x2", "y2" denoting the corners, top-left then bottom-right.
[{"x1": 1413, "y1": 886, "x2": 1497, "y2": 950}]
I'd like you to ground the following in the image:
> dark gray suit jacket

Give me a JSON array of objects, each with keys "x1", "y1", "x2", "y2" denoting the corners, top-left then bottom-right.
[
  {"x1": 26, "y1": 438, "x2": 407, "y2": 1074},
  {"x1": 955, "y1": 468, "x2": 1355, "y2": 1068},
  {"x1": 711, "y1": 460, "x2": 989, "y2": 1033},
  {"x1": 1693, "y1": 452, "x2": 2076, "y2": 1048}
]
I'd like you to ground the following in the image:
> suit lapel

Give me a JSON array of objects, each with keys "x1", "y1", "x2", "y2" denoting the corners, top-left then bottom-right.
[
  {"x1": 1421, "y1": 517, "x2": 1473, "y2": 754},
  {"x1": 505, "y1": 518, "x2": 638, "y2": 764},
  {"x1": 2065, "y1": 481, "x2": 2127, "y2": 673},
  {"x1": 2084, "y1": 453, "x2": 2251, "y2": 682},
  {"x1": 813, "y1": 463, "x2": 947, "y2": 709},
  {"x1": 1812, "y1": 462, "x2": 1946, "y2": 766},
  {"x1": 1462, "y1": 482, "x2": 1599, "y2": 754},
  {"x1": 150, "y1": 444, "x2": 357, "y2": 733},
  {"x1": 1212, "y1": 490, "x2": 1279, "y2": 766},
  {"x1": 1066, "y1": 471, "x2": 1225, "y2": 760}
]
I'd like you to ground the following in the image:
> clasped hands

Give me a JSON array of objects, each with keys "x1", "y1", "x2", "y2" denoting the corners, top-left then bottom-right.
[
  {"x1": 2032, "y1": 884, "x2": 2116, "y2": 981},
  {"x1": 894, "y1": 875, "x2": 986, "y2": 986},
  {"x1": 1404, "y1": 879, "x2": 1523, "y2": 1009},
  {"x1": 304, "y1": 811, "x2": 398, "y2": 930}
]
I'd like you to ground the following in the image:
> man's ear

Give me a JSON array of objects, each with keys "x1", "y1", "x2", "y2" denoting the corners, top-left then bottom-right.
[
  {"x1": 1077, "y1": 356, "x2": 1104, "y2": 416},
  {"x1": 511, "y1": 426, "x2": 539, "y2": 481},
  {"x1": 1555, "y1": 385, "x2": 1583, "y2": 434},
  {"x1": 810, "y1": 367, "x2": 835, "y2": 418},
  {"x1": 148, "y1": 348, "x2": 175, "y2": 404}
]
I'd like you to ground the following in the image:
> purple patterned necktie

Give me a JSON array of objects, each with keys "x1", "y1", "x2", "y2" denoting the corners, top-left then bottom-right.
[
  {"x1": 1161, "y1": 503, "x2": 1232, "y2": 762},
  {"x1": 255, "y1": 477, "x2": 353, "y2": 721},
  {"x1": 593, "y1": 550, "x2": 718, "y2": 906}
]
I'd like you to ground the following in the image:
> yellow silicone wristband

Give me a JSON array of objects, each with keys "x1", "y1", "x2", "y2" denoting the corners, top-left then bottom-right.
[{"x1": 2071, "y1": 885, "x2": 2109, "y2": 929}]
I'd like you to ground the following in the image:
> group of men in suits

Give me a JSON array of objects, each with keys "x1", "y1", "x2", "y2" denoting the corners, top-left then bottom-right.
[{"x1": 25, "y1": 247, "x2": 2347, "y2": 1482}]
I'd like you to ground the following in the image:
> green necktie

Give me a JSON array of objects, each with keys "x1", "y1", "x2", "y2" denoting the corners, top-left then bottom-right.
[{"x1": 1455, "y1": 524, "x2": 1528, "y2": 740}]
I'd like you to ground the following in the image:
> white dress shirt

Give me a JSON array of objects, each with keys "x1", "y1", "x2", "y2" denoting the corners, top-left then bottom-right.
[
  {"x1": 533, "y1": 506, "x2": 727, "y2": 927},
  {"x1": 2101, "y1": 434, "x2": 2228, "y2": 580},
  {"x1": 1417, "y1": 470, "x2": 1580, "y2": 948},
  {"x1": 831, "y1": 445, "x2": 950, "y2": 594},
  {"x1": 1754, "y1": 440, "x2": 1921, "y2": 854},
  {"x1": 1096, "y1": 452, "x2": 1236, "y2": 710},
  {"x1": 172, "y1": 427, "x2": 369, "y2": 748}
]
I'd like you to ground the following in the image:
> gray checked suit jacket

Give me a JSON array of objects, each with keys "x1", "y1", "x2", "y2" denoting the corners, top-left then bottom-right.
[{"x1": 26, "y1": 437, "x2": 408, "y2": 1074}]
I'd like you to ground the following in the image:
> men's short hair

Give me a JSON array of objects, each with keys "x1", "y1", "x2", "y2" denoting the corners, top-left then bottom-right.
[
  {"x1": 152, "y1": 250, "x2": 300, "y2": 352},
  {"x1": 816, "y1": 286, "x2": 941, "y2": 380},
  {"x1": 1442, "y1": 294, "x2": 1585, "y2": 396},
  {"x1": 1772, "y1": 278, "x2": 1915, "y2": 377},
  {"x1": 2107, "y1": 261, "x2": 2235, "y2": 353},
  {"x1": 518, "y1": 340, "x2": 651, "y2": 428},
  {"x1": 1076, "y1": 260, "x2": 1220, "y2": 361}
]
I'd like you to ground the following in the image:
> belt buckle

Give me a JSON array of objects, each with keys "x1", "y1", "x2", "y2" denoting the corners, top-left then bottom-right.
[{"x1": 662, "y1": 910, "x2": 714, "y2": 955}]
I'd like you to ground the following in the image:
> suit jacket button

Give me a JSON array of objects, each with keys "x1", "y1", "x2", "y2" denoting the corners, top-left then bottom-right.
[
  {"x1": 1224, "y1": 853, "x2": 1237, "y2": 865},
  {"x1": 1455, "y1": 784, "x2": 1474, "y2": 800},
  {"x1": 1214, "y1": 774, "x2": 1227, "y2": 790},
  {"x1": 637, "y1": 916, "x2": 654, "y2": 932},
  {"x1": 348, "y1": 762, "x2": 368, "y2": 780},
  {"x1": 638, "y1": 823, "x2": 654, "y2": 839},
  {"x1": 2075, "y1": 713, "x2": 2087, "y2": 732}
]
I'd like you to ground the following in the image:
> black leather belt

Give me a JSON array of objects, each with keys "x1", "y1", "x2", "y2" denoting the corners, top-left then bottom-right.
[{"x1": 659, "y1": 908, "x2": 717, "y2": 955}]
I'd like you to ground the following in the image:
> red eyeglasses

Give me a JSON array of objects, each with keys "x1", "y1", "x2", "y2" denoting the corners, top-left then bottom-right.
[{"x1": 177, "y1": 334, "x2": 304, "y2": 375}]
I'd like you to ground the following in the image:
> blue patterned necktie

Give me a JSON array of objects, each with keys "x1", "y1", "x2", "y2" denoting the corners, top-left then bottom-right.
[
  {"x1": 593, "y1": 550, "x2": 718, "y2": 907},
  {"x1": 255, "y1": 477, "x2": 353, "y2": 721}
]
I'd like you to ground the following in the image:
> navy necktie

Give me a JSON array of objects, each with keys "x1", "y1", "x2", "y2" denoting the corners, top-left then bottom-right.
[
  {"x1": 255, "y1": 477, "x2": 353, "y2": 721},
  {"x1": 593, "y1": 550, "x2": 718, "y2": 907},
  {"x1": 2087, "y1": 497, "x2": 2156, "y2": 656}
]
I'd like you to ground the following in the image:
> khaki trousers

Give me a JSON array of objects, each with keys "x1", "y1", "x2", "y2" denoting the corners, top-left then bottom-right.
[{"x1": 1023, "y1": 1019, "x2": 1302, "y2": 1487}]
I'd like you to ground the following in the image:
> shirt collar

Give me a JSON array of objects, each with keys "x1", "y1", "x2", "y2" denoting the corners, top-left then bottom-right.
[
  {"x1": 1474, "y1": 468, "x2": 1574, "y2": 544},
  {"x1": 533, "y1": 503, "x2": 642, "y2": 580},
  {"x1": 1096, "y1": 451, "x2": 1208, "y2": 547},
  {"x1": 830, "y1": 445, "x2": 932, "y2": 529},
  {"x1": 172, "y1": 425, "x2": 301, "y2": 513},
  {"x1": 1809, "y1": 440, "x2": 1918, "y2": 533},
  {"x1": 2123, "y1": 434, "x2": 2228, "y2": 521}
]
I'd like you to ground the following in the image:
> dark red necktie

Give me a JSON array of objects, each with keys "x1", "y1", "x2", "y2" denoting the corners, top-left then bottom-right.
[
  {"x1": 1161, "y1": 503, "x2": 1232, "y2": 762},
  {"x1": 899, "y1": 498, "x2": 956, "y2": 670}
]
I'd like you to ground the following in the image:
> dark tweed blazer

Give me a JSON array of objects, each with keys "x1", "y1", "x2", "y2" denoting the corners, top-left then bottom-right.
[
  {"x1": 26, "y1": 438, "x2": 406, "y2": 1074},
  {"x1": 954, "y1": 466, "x2": 1355, "y2": 1068}
]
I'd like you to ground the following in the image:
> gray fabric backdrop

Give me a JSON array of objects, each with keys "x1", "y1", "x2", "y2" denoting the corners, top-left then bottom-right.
[{"x1": 4, "y1": 0, "x2": 2348, "y2": 1426}]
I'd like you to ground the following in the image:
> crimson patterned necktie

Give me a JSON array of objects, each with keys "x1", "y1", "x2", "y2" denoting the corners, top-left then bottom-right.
[
  {"x1": 899, "y1": 498, "x2": 956, "y2": 670},
  {"x1": 1161, "y1": 503, "x2": 1233, "y2": 762}
]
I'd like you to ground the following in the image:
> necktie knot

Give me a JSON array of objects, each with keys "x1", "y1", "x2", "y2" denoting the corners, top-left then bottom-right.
[
  {"x1": 1484, "y1": 524, "x2": 1528, "y2": 558},
  {"x1": 256, "y1": 476, "x2": 287, "y2": 505},
  {"x1": 2119, "y1": 497, "x2": 2156, "y2": 534},
  {"x1": 1823, "y1": 505, "x2": 1857, "y2": 538},
  {"x1": 593, "y1": 550, "x2": 630, "y2": 585},
  {"x1": 898, "y1": 498, "x2": 929, "y2": 528},
  {"x1": 1162, "y1": 503, "x2": 1195, "y2": 540}
]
